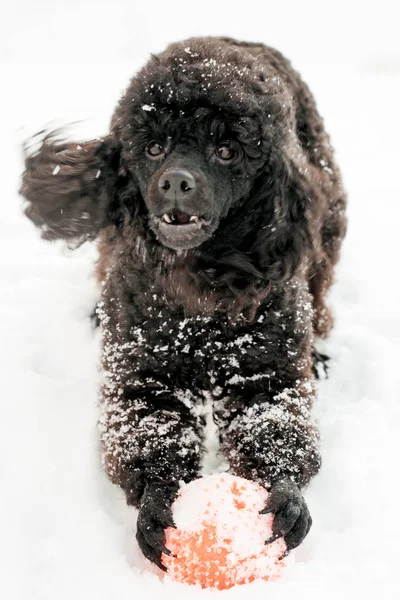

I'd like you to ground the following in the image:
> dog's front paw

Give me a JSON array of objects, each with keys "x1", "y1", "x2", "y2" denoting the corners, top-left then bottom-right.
[
  {"x1": 261, "y1": 479, "x2": 312, "y2": 557},
  {"x1": 136, "y1": 485, "x2": 177, "y2": 571}
]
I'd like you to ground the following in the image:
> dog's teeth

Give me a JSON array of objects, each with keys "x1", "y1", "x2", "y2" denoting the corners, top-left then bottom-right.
[
  {"x1": 189, "y1": 216, "x2": 199, "y2": 222},
  {"x1": 162, "y1": 213, "x2": 173, "y2": 223}
]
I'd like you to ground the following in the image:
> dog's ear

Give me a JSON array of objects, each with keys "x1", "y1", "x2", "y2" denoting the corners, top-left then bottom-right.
[
  {"x1": 20, "y1": 132, "x2": 133, "y2": 243},
  {"x1": 196, "y1": 138, "x2": 316, "y2": 295},
  {"x1": 251, "y1": 141, "x2": 317, "y2": 283}
]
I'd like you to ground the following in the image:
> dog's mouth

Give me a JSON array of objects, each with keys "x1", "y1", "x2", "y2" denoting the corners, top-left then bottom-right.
[
  {"x1": 152, "y1": 209, "x2": 213, "y2": 249},
  {"x1": 159, "y1": 210, "x2": 211, "y2": 227}
]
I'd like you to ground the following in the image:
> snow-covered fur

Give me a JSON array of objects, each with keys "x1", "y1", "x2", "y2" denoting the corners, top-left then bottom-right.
[{"x1": 20, "y1": 37, "x2": 346, "y2": 570}]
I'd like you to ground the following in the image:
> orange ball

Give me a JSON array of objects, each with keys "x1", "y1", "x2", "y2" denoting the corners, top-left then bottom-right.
[{"x1": 162, "y1": 473, "x2": 287, "y2": 589}]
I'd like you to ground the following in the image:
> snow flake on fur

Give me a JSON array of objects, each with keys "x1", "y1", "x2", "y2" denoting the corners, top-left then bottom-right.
[{"x1": 96, "y1": 275, "x2": 320, "y2": 497}]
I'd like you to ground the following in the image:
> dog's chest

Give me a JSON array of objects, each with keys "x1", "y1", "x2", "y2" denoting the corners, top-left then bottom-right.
[
  {"x1": 100, "y1": 277, "x2": 313, "y2": 398},
  {"x1": 124, "y1": 298, "x2": 305, "y2": 393}
]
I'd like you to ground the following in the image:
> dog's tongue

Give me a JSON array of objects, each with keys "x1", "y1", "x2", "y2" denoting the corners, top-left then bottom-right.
[{"x1": 174, "y1": 210, "x2": 191, "y2": 224}]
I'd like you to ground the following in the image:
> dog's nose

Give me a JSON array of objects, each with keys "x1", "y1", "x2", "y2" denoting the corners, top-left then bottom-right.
[{"x1": 158, "y1": 169, "x2": 196, "y2": 201}]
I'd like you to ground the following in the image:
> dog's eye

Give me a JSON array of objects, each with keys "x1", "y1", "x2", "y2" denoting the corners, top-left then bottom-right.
[
  {"x1": 215, "y1": 144, "x2": 236, "y2": 162},
  {"x1": 146, "y1": 141, "x2": 164, "y2": 158}
]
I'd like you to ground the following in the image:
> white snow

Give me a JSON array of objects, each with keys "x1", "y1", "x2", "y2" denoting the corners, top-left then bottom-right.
[{"x1": 1, "y1": 1, "x2": 400, "y2": 599}]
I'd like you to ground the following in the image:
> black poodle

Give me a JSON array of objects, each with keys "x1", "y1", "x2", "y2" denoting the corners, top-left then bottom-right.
[{"x1": 20, "y1": 37, "x2": 347, "y2": 571}]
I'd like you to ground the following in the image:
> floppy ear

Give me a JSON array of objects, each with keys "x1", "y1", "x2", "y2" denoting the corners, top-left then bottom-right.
[
  {"x1": 20, "y1": 132, "x2": 130, "y2": 242},
  {"x1": 195, "y1": 139, "x2": 316, "y2": 296},
  {"x1": 252, "y1": 142, "x2": 316, "y2": 283}
]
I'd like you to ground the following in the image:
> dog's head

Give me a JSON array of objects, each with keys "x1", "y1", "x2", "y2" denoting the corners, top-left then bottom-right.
[{"x1": 111, "y1": 38, "x2": 302, "y2": 251}]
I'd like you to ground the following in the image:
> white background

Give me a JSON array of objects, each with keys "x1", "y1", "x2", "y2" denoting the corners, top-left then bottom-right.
[{"x1": 1, "y1": 1, "x2": 400, "y2": 598}]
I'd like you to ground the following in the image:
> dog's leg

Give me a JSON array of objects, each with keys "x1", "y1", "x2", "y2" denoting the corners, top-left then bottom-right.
[
  {"x1": 217, "y1": 380, "x2": 320, "y2": 555},
  {"x1": 100, "y1": 387, "x2": 204, "y2": 570},
  {"x1": 213, "y1": 284, "x2": 321, "y2": 555},
  {"x1": 97, "y1": 283, "x2": 208, "y2": 569}
]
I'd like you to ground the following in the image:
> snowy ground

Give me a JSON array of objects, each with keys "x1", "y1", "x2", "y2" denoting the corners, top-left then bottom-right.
[{"x1": 1, "y1": 2, "x2": 400, "y2": 598}]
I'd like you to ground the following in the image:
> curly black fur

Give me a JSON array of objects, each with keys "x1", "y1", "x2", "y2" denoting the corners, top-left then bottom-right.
[{"x1": 20, "y1": 37, "x2": 346, "y2": 569}]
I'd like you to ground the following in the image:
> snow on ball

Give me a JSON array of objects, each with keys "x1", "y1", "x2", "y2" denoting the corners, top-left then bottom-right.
[{"x1": 162, "y1": 473, "x2": 287, "y2": 589}]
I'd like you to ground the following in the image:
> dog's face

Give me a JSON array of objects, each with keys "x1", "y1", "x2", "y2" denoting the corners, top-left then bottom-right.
[
  {"x1": 126, "y1": 111, "x2": 266, "y2": 250},
  {"x1": 113, "y1": 40, "x2": 284, "y2": 250}
]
